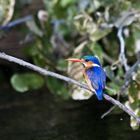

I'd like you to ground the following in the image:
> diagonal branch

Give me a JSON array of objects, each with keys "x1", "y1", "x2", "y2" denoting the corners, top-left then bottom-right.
[
  {"x1": 120, "y1": 59, "x2": 140, "y2": 94},
  {"x1": 101, "y1": 58, "x2": 140, "y2": 118},
  {"x1": 0, "y1": 52, "x2": 140, "y2": 123}
]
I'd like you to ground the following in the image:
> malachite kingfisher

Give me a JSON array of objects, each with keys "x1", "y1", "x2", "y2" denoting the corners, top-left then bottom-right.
[{"x1": 66, "y1": 55, "x2": 106, "y2": 100}]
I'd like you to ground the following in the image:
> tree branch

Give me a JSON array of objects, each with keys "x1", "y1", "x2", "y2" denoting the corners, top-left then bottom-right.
[
  {"x1": 117, "y1": 28, "x2": 129, "y2": 71},
  {"x1": 0, "y1": 52, "x2": 140, "y2": 123},
  {"x1": 101, "y1": 106, "x2": 116, "y2": 119},
  {"x1": 101, "y1": 59, "x2": 140, "y2": 118},
  {"x1": 120, "y1": 59, "x2": 140, "y2": 94}
]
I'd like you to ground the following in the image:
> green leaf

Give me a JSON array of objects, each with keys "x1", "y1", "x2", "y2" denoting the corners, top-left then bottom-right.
[
  {"x1": 11, "y1": 73, "x2": 45, "y2": 92},
  {"x1": 99, "y1": 0, "x2": 117, "y2": 6},
  {"x1": 128, "y1": 81, "x2": 140, "y2": 106},
  {"x1": 126, "y1": 101, "x2": 140, "y2": 130},
  {"x1": 105, "y1": 66, "x2": 115, "y2": 80},
  {"x1": 88, "y1": 43, "x2": 104, "y2": 63},
  {"x1": 46, "y1": 77, "x2": 69, "y2": 99},
  {"x1": 89, "y1": 28, "x2": 111, "y2": 42},
  {"x1": 0, "y1": 0, "x2": 15, "y2": 25},
  {"x1": 132, "y1": 1, "x2": 140, "y2": 11},
  {"x1": 107, "y1": 82, "x2": 119, "y2": 95},
  {"x1": 60, "y1": 0, "x2": 77, "y2": 7},
  {"x1": 56, "y1": 59, "x2": 68, "y2": 71}
]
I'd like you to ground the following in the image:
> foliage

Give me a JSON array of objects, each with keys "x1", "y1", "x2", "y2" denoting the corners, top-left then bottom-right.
[
  {"x1": 11, "y1": 73, "x2": 45, "y2": 92},
  {"x1": 0, "y1": 0, "x2": 15, "y2": 25},
  {"x1": 0, "y1": 0, "x2": 140, "y2": 129}
]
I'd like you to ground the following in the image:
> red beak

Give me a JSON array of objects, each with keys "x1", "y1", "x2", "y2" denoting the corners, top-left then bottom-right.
[{"x1": 66, "y1": 58, "x2": 85, "y2": 63}]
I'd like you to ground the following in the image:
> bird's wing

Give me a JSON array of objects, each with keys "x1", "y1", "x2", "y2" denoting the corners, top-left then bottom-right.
[
  {"x1": 85, "y1": 68, "x2": 99, "y2": 90},
  {"x1": 85, "y1": 67, "x2": 106, "y2": 90}
]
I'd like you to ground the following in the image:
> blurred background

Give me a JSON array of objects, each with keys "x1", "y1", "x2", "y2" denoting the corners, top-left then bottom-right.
[{"x1": 0, "y1": 0, "x2": 140, "y2": 139}]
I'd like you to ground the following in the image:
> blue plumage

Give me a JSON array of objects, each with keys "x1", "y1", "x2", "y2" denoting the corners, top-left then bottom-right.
[
  {"x1": 86, "y1": 67, "x2": 106, "y2": 100},
  {"x1": 83, "y1": 55, "x2": 106, "y2": 100}
]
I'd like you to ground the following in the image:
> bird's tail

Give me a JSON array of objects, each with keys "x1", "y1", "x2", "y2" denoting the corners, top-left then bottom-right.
[{"x1": 95, "y1": 88, "x2": 103, "y2": 101}]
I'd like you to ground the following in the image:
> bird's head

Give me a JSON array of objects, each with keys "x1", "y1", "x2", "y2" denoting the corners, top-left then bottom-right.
[{"x1": 66, "y1": 55, "x2": 101, "y2": 69}]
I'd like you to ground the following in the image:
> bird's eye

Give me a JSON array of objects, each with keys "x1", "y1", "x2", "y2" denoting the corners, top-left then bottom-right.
[{"x1": 85, "y1": 59, "x2": 88, "y2": 62}]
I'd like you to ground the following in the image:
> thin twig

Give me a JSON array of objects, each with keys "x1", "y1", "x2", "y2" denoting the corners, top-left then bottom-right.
[
  {"x1": 120, "y1": 59, "x2": 140, "y2": 95},
  {"x1": 0, "y1": 52, "x2": 140, "y2": 123},
  {"x1": 125, "y1": 60, "x2": 140, "y2": 78},
  {"x1": 102, "y1": 59, "x2": 140, "y2": 118},
  {"x1": 101, "y1": 106, "x2": 116, "y2": 119},
  {"x1": 103, "y1": 94, "x2": 140, "y2": 124},
  {"x1": 117, "y1": 28, "x2": 129, "y2": 71}
]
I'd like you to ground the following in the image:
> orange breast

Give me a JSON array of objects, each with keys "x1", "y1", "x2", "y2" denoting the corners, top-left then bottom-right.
[{"x1": 84, "y1": 61, "x2": 94, "y2": 69}]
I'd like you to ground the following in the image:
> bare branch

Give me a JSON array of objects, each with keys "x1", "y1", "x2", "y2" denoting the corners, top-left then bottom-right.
[
  {"x1": 101, "y1": 106, "x2": 116, "y2": 119},
  {"x1": 120, "y1": 59, "x2": 140, "y2": 94},
  {"x1": 103, "y1": 94, "x2": 140, "y2": 124},
  {"x1": 0, "y1": 52, "x2": 140, "y2": 123},
  {"x1": 117, "y1": 28, "x2": 129, "y2": 71},
  {"x1": 102, "y1": 59, "x2": 140, "y2": 118}
]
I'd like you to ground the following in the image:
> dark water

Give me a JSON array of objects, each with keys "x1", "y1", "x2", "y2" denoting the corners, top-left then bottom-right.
[{"x1": 0, "y1": 87, "x2": 139, "y2": 140}]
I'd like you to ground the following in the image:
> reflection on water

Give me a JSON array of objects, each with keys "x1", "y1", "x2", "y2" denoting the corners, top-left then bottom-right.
[{"x1": 0, "y1": 88, "x2": 139, "y2": 140}]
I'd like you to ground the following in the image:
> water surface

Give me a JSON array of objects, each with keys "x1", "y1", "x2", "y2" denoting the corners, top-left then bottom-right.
[{"x1": 0, "y1": 88, "x2": 139, "y2": 140}]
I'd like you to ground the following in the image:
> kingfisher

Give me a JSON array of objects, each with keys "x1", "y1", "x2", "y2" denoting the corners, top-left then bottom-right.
[{"x1": 66, "y1": 55, "x2": 106, "y2": 100}]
